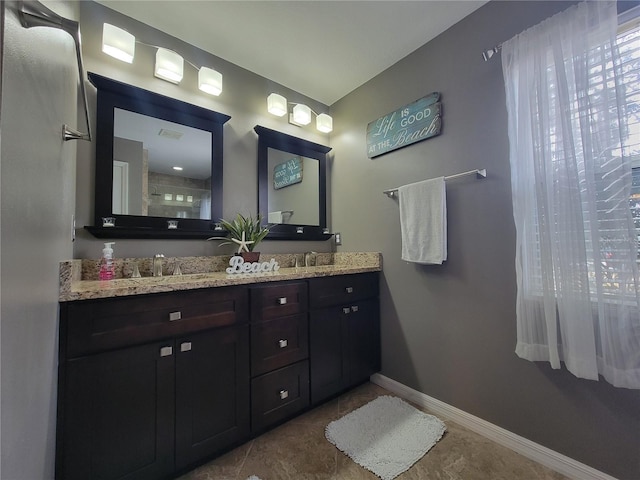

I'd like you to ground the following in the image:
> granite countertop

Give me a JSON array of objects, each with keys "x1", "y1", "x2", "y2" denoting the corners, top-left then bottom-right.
[{"x1": 59, "y1": 252, "x2": 382, "y2": 302}]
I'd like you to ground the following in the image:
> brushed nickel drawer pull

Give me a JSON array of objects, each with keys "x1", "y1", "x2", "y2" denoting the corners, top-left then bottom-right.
[
  {"x1": 278, "y1": 339, "x2": 288, "y2": 348},
  {"x1": 277, "y1": 297, "x2": 287, "y2": 305},
  {"x1": 180, "y1": 342, "x2": 192, "y2": 352},
  {"x1": 160, "y1": 346, "x2": 173, "y2": 357},
  {"x1": 345, "y1": 287, "x2": 354, "y2": 294},
  {"x1": 343, "y1": 307, "x2": 351, "y2": 314},
  {"x1": 351, "y1": 305, "x2": 359, "y2": 312},
  {"x1": 279, "y1": 389, "x2": 289, "y2": 400},
  {"x1": 169, "y1": 311, "x2": 182, "y2": 321}
]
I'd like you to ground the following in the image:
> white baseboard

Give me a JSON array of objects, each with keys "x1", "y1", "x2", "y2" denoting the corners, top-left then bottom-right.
[{"x1": 370, "y1": 373, "x2": 618, "y2": 480}]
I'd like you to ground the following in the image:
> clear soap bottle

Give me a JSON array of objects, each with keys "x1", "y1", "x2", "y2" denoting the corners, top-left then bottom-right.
[{"x1": 99, "y1": 242, "x2": 115, "y2": 281}]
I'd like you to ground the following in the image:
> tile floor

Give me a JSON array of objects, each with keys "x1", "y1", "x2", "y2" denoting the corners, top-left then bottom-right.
[{"x1": 179, "y1": 382, "x2": 568, "y2": 480}]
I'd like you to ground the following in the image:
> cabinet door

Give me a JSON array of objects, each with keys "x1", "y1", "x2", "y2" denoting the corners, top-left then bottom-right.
[
  {"x1": 346, "y1": 298, "x2": 381, "y2": 387},
  {"x1": 175, "y1": 325, "x2": 250, "y2": 470},
  {"x1": 310, "y1": 298, "x2": 380, "y2": 405},
  {"x1": 309, "y1": 306, "x2": 347, "y2": 405},
  {"x1": 59, "y1": 342, "x2": 175, "y2": 480}
]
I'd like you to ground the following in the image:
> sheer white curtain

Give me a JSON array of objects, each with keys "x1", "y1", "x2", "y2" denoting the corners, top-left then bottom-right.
[{"x1": 502, "y1": 1, "x2": 640, "y2": 388}]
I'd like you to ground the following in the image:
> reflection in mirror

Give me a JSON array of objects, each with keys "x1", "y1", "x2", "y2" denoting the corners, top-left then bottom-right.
[
  {"x1": 113, "y1": 109, "x2": 212, "y2": 220},
  {"x1": 267, "y1": 148, "x2": 319, "y2": 226},
  {"x1": 255, "y1": 125, "x2": 332, "y2": 241},
  {"x1": 88, "y1": 73, "x2": 230, "y2": 239}
]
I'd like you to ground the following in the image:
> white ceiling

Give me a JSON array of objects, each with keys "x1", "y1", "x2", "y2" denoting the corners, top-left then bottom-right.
[{"x1": 96, "y1": 0, "x2": 487, "y2": 105}]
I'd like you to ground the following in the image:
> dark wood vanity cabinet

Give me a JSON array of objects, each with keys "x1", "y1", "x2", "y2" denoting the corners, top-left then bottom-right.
[
  {"x1": 56, "y1": 271, "x2": 380, "y2": 480},
  {"x1": 309, "y1": 272, "x2": 381, "y2": 405},
  {"x1": 57, "y1": 287, "x2": 250, "y2": 480},
  {"x1": 249, "y1": 281, "x2": 310, "y2": 433}
]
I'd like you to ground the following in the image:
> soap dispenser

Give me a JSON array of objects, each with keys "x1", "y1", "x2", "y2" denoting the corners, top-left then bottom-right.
[{"x1": 99, "y1": 242, "x2": 115, "y2": 281}]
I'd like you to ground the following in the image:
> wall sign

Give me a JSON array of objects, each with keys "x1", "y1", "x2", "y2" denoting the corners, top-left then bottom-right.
[
  {"x1": 273, "y1": 157, "x2": 303, "y2": 189},
  {"x1": 366, "y1": 92, "x2": 442, "y2": 158}
]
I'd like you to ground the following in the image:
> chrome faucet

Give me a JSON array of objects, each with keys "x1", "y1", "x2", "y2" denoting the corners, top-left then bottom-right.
[
  {"x1": 153, "y1": 254, "x2": 165, "y2": 277},
  {"x1": 304, "y1": 251, "x2": 317, "y2": 267}
]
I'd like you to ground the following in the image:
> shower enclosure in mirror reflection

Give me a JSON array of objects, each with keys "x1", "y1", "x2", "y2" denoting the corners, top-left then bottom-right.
[
  {"x1": 112, "y1": 109, "x2": 212, "y2": 220},
  {"x1": 87, "y1": 73, "x2": 230, "y2": 239},
  {"x1": 255, "y1": 125, "x2": 332, "y2": 241}
]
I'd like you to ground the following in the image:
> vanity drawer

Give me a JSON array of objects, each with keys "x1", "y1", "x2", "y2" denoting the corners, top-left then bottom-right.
[
  {"x1": 309, "y1": 273, "x2": 379, "y2": 309},
  {"x1": 251, "y1": 313, "x2": 308, "y2": 376},
  {"x1": 63, "y1": 286, "x2": 248, "y2": 358},
  {"x1": 250, "y1": 281, "x2": 308, "y2": 322},
  {"x1": 251, "y1": 360, "x2": 309, "y2": 432}
]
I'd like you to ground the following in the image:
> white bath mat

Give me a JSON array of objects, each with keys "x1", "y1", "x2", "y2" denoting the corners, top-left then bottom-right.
[{"x1": 325, "y1": 395, "x2": 446, "y2": 480}]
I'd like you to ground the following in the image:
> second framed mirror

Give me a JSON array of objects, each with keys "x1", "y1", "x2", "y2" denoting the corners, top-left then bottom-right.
[{"x1": 255, "y1": 125, "x2": 332, "y2": 241}]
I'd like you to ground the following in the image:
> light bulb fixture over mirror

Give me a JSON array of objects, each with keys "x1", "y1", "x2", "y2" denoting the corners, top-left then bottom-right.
[
  {"x1": 267, "y1": 93, "x2": 287, "y2": 117},
  {"x1": 316, "y1": 113, "x2": 333, "y2": 133},
  {"x1": 101, "y1": 23, "x2": 223, "y2": 96},
  {"x1": 155, "y1": 48, "x2": 183, "y2": 84},
  {"x1": 198, "y1": 67, "x2": 222, "y2": 96},
  {"x1": 267, "y1": 93, "x2": 333, "y2": 133},
  {"x1": 292, "y1": 103, "x2": 311, "y2": 126},
  {"x1": 102, "y1": 23, "x2": 135, "y2": 63}
]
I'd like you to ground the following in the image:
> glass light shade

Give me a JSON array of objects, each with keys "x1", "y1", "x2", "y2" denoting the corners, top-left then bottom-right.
[
  {"x1": 316, "y1": 113, "x2": 333, "y2": 133},
  {"x1": 292, "y1": 103, "x2": 311, "y2": 125},
  {"x1": 198, "y1": 67, "x2": 222, "y2": 96},
  {"x1": 154, "y1": 48, "x2": 184, "y2": 84},
  {"x1": 267, "y1": 93, "x2": 288, "y2": 117},
  {"x1": 102, "y1": 23, "x2": 135, "y2": 63}
]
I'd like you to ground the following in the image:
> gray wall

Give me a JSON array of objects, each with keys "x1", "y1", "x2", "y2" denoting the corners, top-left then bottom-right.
[
  {"x1": 75, "y1": 1, "x2": 333, "y2": 260},
  {"x1": 330, "y1": 2, "x2": 640, "y2": 478},
  {"x1": 1, "y1": 2, "x2": 78, "y2": 478}
]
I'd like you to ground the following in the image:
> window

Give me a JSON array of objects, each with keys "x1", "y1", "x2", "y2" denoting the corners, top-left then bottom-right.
[{"x1": 502, "y1": 1, "x2": 640, "y2": 389}]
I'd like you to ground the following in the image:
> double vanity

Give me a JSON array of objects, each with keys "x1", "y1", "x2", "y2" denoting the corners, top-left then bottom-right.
[
  {"x1": 59, "y1": 70, "x2": 373, "y2": 480},
  {"x1": 57, "y1": 252, "x2": 381, "y2": 480}
]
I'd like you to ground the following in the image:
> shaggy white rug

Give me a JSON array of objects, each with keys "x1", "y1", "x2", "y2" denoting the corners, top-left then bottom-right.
[{"x1": 325, "y1": 395, "x2": 446, "y2": 480}]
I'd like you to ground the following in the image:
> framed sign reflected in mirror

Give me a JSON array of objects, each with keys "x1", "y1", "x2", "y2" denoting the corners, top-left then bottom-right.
[
  {"x1": 86, "y1": 73, "x2": 230, "y2": 239},
  {"x1": 255, "y1": 125, "x2": 332, "y2": 241}
]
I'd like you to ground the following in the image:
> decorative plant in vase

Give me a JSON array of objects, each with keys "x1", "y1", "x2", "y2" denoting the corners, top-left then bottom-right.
[{"x1": 209, "y1": 213, "x2": 270, "y2": 262}]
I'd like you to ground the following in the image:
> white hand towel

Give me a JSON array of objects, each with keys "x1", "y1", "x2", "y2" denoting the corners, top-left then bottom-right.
[
  {"x1": 398, "y1": 177, "x2": 447, "y2": 264},
  {"x1": 268, "y1": 211, "x2": 283, "y2": 223}
]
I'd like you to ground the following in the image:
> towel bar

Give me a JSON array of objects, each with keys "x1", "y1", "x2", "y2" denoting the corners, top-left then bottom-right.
[{"x1": 383, "y1": 168, "x2": 486, "y2": 198}]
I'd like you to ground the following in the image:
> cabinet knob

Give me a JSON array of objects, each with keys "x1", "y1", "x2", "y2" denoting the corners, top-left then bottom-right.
[
  {"x1": 345, "y1": 286, "x2": 354, "y2": 294},
  {"x1": 343, "y1": 307, "x2": 351, "y2": 314},
  {"x1": 180, "y1": 342, "x2": 192, "y2": 352},
  {"x1": 169, "y1": 311, "x2": 182, "y2": 321},
  {"x1": 160, "y1": 346, "x2": 173, "y2": 357},
  {"x1": 278, "y1": 339, "x2": 288, "y2": 348},
  {"x1": 279, "y1": 389, "x2": 289, "y2": 400},
  {"x1": 351, "y1": 305, "x2": 359, "y2": 312},
  {"x1": 277, "y1": 297, "x2": 287, "y2": 305}
]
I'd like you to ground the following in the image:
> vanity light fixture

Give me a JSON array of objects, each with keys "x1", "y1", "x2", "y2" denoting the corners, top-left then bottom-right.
[
  {"x1": 102, "y1": 23, "x2": 135, "y2": 63},
  {"x1": 172, "y1": 166, "x2": 183, "y2": 171},
  {"x1": 316, "y1": 113, "x2": 333, "y2": 133},
  {"x1": 292, "y1": 104, "x2": 312, "y2": 126},
  {"x1": 101, "y1": 23, "x2": 223, "y2": 95},
  {"x1": 155, "y1": 48, "x2": 184, "y2": 84},
  {"x1": 267, "y1": 94, "x2": 333, "y2": 133},
  {"x1": 198, "y1": 67, "x2": 223, "y2": 96},
  {"x1": 267, "y1": 93, "x2": 288, "y2": 116}
]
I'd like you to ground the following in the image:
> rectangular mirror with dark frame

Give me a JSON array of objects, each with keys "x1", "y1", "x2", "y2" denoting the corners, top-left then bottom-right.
[
  {"x1": 86, "y1": 73, "x2": 230, "y2": 239},
  {"x1": 255, "y1": 125, "x2": 332, "y2": 241}
]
